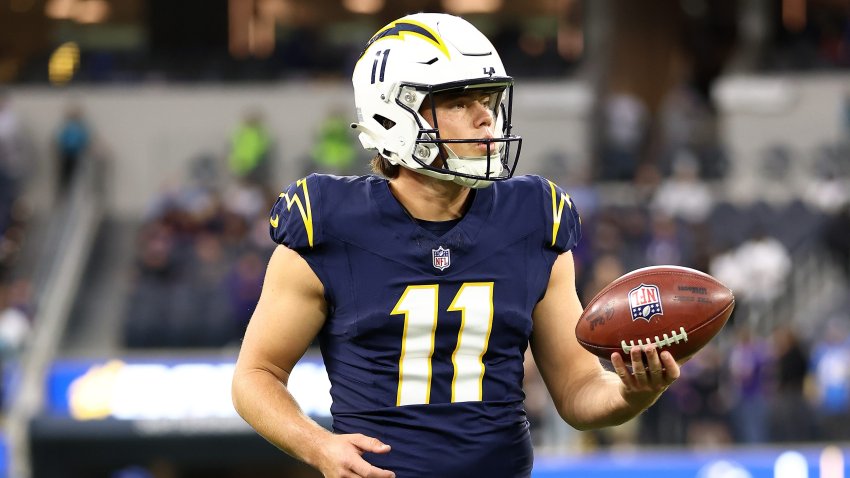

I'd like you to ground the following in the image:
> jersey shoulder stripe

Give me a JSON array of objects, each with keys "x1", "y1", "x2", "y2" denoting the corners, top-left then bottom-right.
[
  {"x1": 529, "y1": 175, "x2": 581, "y2": 252},
  {"x1": 270, "y1": 174, "x2": 320, "y2": 249},
  {"x1": 546, "y1": 178, "x2": 573, "y2": 247}
]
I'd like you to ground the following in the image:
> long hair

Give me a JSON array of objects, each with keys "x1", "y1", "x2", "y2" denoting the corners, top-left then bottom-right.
[{"x1": 370, "y1": 154, "x2": 401, "y2": 178}]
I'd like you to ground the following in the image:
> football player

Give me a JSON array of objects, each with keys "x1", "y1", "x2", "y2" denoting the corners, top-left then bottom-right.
[{"x1": 232, "y1": 13, "x2": 680, "y2": 478}]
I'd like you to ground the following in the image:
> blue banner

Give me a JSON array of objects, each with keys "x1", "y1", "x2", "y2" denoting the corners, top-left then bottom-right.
[{"x1": 533, "y1": 447, "x2": 849, "y2": 477}]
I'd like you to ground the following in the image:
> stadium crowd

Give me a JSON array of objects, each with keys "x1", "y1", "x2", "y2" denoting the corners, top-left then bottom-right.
[
  {"x1": 1, "y1": 0, "x2": 849, "y2": 459},
  {"x1": 0, "y1": 93, "x2": 32, "y2": 382}
]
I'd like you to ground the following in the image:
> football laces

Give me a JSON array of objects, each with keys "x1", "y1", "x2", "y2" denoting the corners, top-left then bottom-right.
[{"x1": 620, "y1": 327, "x2": 689, "y2": 354}]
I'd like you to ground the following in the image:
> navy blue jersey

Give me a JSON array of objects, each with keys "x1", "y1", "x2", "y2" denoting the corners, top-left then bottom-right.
[{"x1": 270, "y1": 174, "x2": 580, "y2": 478}]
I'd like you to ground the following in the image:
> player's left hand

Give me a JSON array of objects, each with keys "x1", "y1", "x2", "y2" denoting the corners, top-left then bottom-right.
[{"x1": 611, "y1": 344, "x2": 680, "y2": 406}]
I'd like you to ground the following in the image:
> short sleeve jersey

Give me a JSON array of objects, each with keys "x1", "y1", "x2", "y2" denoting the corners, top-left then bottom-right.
[{"x1": 269, "y1": 174, "x2": 580, "y2": 478}]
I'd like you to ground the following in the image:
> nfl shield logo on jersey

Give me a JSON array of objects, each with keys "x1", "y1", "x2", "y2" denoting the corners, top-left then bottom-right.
[
  {"x1": 628, "y1": 283, "x2": 663, "y2": 322},
  {"x1": 432, "y1": 246, "x2": 451, "y2": 271}
]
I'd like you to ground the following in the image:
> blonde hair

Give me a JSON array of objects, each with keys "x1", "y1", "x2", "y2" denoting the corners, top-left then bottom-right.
[{"x1": 370, "y1": 154, "x2": 401, "y2": 178}]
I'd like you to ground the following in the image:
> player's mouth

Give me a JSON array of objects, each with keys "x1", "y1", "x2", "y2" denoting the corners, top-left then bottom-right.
[{"x1": 475, "y1": 139, "x2": 496, "y2": 154}]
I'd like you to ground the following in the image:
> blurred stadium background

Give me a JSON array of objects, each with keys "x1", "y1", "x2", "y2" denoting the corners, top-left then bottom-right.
[{"x1": 1, "y1": 0, "x2": 850, "y2": 477}]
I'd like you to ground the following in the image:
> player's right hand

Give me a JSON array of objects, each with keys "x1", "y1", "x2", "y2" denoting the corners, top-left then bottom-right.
[{"x1": 316, "y1": 433, "x2": 396, "y2": 478}]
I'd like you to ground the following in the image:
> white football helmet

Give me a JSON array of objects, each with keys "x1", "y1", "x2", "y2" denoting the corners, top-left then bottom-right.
[{"x1": 351, "y1": 13, "x2": 522, "y2": 188}]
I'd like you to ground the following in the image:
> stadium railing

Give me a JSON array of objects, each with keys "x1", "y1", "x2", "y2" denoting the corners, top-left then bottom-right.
[{"x1": 6, "y1": 153, "x2": 106, "y2": 478}]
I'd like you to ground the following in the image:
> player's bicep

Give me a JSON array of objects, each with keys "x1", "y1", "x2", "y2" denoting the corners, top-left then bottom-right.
[
  {"x1": 530, "y1": 252, "x2": 602, "y2": 412},
  {"x1": 235, "y1": 245, "x2": 327, "y2": 385}
]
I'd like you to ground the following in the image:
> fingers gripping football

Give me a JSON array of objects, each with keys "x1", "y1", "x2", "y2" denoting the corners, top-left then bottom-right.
[{"x1": 611, "y1": 344, "x2": 680, "y2": 393}]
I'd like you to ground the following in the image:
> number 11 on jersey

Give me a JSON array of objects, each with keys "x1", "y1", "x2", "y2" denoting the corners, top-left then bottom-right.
[{"x1": 391, "y1": 283, "x2": 495, "y2": 406}]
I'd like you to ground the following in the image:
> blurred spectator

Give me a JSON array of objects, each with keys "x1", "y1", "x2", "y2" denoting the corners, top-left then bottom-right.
[
  {"x1": 804, "y1": 176, "x2": 850, "y2": 215},
  {"x1": 225, "y1": 249, "x2": 265, "y2": 334},
  {"x1": 644, "y1": 214, "x2": 693, "y2": 267},
  {"x1": 580, "y1": 254, "x2": 625, "y2": 306},
  {"x1": 0, "y1": 91, "x2": 29, "y2": 252},
  {"x1": 219, "y1": 208, "x2": 251, "y2": 251},
  {"x1": 247, "y1": 213, "x2": 278, "y2": 254},
  {"x1": 0, "y1": 200, "x2": 26, "y2": 275},
  {"x1": 54, "y1": 103, "x2": 92, "y2": 194},
  {"x1": 123, "y1": 222, "x2": 178, "y2": 348},
  {"x1": 0, "y1": 280, "x2": 30, "y2": 358},
  {"x1": 124, "y1": 157, "x2": 277, "y2": 348},
  {"x1": 308, "y1": 109, "x2": 358, "y2": 175},
  {"x1": 598, "y1": 93, "x2": 649, "y2": 180},
  {"x1": 0, "y1": 93, "x2": 28, "y2": 202},
  {"x1": 124, "y1": 221, "x2": 236, "y2": 348},
  {"x1": 726, "y1": 326, "x2": 771, "y2": 443},
  {"x1": 658, "y1": 84, "x2": 728, "y2": 179},
  {"x1": 804, "y1": 166, "x2": 850, "y2": 214},
  {"x1": 823, "y1": 203, "x2": 850, "y2": 280},
  {"x1": 674, "y1": 343, "x2": 732, "y2": 446},
  {"x1": 650, "y1": 151, "x2": 714, "y2": 224},
  {"x1": 228, "y1": 109, "x2": 272, "y2": 186},
  {"x1": 173, "y1": 233, "x2": 233, "y2": 347},
  {"x1": 616, "y1": 206, "x2": 652, "y2": 271},
  {"x1": 631, "y1": 163, "x2": 663, "y2": 205},
  {"x1": 710, "y1": 228, "x2": 791, "y2": 326},
  {"x1": 809, "y1": 317, "x2": 850, "y2": 441},
  {"x1": 733, "y1": 229, "x2": 792, "y2": 304},
  {"x1": 0, "y1": 280, "x2": 31, "y2": 409},
  {"x1": 759, "y1": 145, "x2": 793, "y2": 181},
  {"x1": 560, "y1": 165, "x2": 599, "y2": 219},
  {"x1": 522, "y1": 349, "x2": 549, "y2": 447},
  {"x1": 586, "y1": 214, "x2": 625, "y2": 263},
  {"x1": 768, "y1": 325, "x2": 816, "y2": 442},
  {"x1": 637, "y1": 385, "x2": 686, "y2": 445},
  {"x1": 707, "y1": 241, "x2": 742, "y2": 292},
  {"x1": 222, "y1": 180, "x2": 267, "y2": 224}
]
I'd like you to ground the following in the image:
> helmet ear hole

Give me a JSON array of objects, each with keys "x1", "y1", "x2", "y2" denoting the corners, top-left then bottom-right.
[{"x1": 373, "y1": 114, "x2": 396, "y2": 130}]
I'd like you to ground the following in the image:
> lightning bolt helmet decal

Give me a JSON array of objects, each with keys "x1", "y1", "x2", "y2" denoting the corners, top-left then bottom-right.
[{"x1": 360, "y1": 20, "x2": 450, "y2": 60}]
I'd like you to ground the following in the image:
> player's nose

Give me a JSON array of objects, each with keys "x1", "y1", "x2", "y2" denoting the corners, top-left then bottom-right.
[{"x1": 471, "y1": 101, "x2": 494, "y2": 129}]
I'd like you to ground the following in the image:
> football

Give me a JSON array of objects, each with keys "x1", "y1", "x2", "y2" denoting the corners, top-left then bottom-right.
[{"x1": 575, "y1": 265, "x2": 735, "y2": 362}]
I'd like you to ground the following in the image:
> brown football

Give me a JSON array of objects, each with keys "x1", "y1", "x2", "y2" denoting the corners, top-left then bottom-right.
[{"x1": 576, "y1": 265, "x2": 735, "y2": 362}]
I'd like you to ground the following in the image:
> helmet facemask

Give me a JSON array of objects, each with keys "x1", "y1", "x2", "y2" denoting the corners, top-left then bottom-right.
[{"x1": 398, "y1": 80, "x2": 522, "y2": 188}]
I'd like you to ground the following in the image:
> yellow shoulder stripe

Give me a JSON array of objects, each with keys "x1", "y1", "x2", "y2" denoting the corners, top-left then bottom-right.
[
  {"x1": 278, "y1": 177, "x2": 315, "y2": 248},
  {"x1": 548, "y1": 180, "x2": 571, "y2": 247}
]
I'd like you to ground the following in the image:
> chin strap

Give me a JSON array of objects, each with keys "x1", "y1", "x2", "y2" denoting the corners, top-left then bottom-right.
[
  {"x1": 445, "y1": 156, "x2": 495, "y2": 188},
  {"x1": 453, "y1": 176, "x2": 492, "y2": 188},
  {"x1": 442, "y1": 141, "x2": 502, "y2": 188}
]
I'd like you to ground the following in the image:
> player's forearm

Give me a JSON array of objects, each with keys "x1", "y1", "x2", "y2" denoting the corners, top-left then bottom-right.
[
  {"x1": 560, "y1": 369, "x2": 657, "y2": 430},
  {"x1": 231, "y1": 368, "x2": 333, "y2": 468}
]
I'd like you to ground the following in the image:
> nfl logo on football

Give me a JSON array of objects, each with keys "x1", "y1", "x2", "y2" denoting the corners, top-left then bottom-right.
[
  {"x1": 628, "y1": 283, "x2": 663, "y2": 322},
  {"x1": 432, "y1": 246, "x2": 451, "y2": 271}
]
